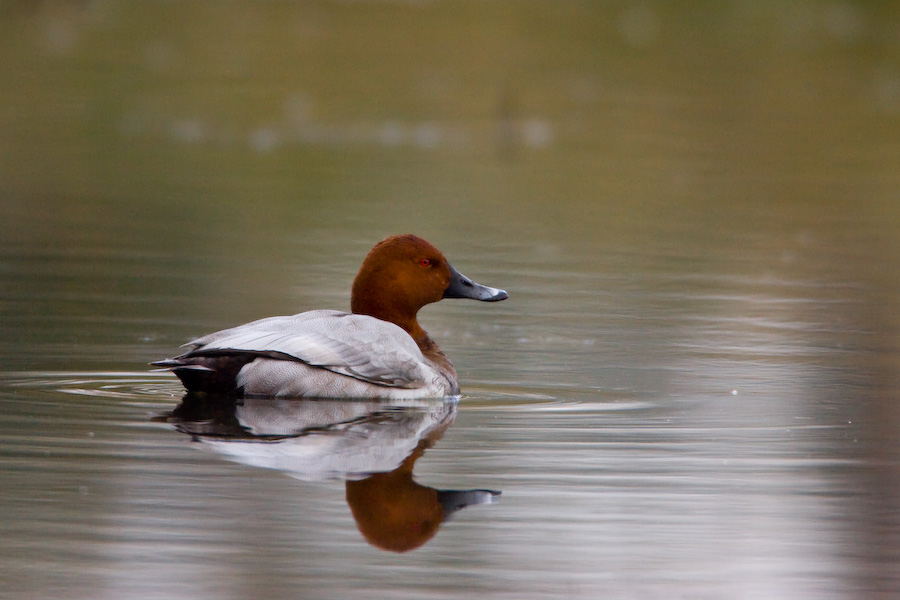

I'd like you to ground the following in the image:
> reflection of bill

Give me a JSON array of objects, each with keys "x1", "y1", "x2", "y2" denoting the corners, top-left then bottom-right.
[
  {"x1": 346, "y1": 435, "x2": 498, "y2": 552},
  {"x1": 161, "y1": 394, "x2": 500, "y2": 552}
]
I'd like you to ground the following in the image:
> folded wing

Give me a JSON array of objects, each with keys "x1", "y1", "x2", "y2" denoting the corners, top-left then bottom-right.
[{"x1": 168, "y1": 310, "x2": 429, "y2": 389}]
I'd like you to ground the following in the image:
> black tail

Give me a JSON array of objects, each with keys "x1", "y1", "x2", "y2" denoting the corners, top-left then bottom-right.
[{"x1": 152, "y1": 354, "x2": 256, "y2": 396}]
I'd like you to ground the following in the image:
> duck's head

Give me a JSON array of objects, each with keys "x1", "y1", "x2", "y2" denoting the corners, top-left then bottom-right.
[{"x1": 350, "y1": 234, "x2": 507, "y2": 337}]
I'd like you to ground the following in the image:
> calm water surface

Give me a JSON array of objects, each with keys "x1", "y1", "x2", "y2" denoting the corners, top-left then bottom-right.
[{"x1": 2, "y1": 3, "x2": 900, "y2": 599}]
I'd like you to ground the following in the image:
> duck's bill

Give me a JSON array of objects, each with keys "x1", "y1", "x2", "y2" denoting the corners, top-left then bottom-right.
[
  {"x1": 438, "y1": 489, "x2": 501, "y2": 521},
  {"x1": 443, "y1": 264, "x2": 509, "y2": 302}
]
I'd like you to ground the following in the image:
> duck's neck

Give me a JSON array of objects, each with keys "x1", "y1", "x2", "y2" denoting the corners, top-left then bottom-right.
[
  {"x1": 417, "y1": 331, "x2": 456, "y2": 382},
  {"x1": 351, "y1": 297, "x2": 423, "y2": 343},
  {"x1": 351, "y1": 301, "x2": 457, "y2": 381}
]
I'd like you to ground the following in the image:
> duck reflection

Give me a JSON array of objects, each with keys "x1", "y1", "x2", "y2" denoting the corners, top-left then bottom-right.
[{"x1": 160, "y1": 394, "x2": 500, "y2": 552}]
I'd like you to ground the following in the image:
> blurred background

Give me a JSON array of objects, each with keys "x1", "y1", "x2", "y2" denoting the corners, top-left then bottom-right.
[{"x1": 1, "y1": 1, "x2": 899, "y2": 599}]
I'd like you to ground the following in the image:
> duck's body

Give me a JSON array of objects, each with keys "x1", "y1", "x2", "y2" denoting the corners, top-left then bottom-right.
[
  {"x1": 153, "y1": 235, "x2": 507, "y2": 398},
  {"x1": 157, "y1": 309, "x2": 455, "y2": 398}
]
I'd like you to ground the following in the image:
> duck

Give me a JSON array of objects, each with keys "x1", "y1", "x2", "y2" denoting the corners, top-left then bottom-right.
[{"x1": 152, "y1": 234, "x2": 508, "y2": 398}]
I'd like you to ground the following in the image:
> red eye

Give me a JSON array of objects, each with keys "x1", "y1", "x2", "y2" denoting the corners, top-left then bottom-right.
[{"x1": 420, "y1": 258, "x2": 431, "y2": 266}]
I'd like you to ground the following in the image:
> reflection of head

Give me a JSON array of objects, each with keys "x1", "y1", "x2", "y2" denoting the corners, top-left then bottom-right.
[
  {"x1": 346, "y1": 470, "x2": 444, "y2": 553},
  {"x1": 346, "y1": 437, "x2": 441, "y2": 552},
  {"x1": 345, "y1": 440, "x2": 500, "y2": 553}
]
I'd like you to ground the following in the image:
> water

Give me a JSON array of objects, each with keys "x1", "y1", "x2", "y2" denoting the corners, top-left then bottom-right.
[{"x1": 2, "y1": 3, "x2": 900, "y2": 599}]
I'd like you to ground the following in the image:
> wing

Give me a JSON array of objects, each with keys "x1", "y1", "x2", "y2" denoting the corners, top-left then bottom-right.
[{"x1": 181, "y1": 310, "x2": 429, "y2": 388}]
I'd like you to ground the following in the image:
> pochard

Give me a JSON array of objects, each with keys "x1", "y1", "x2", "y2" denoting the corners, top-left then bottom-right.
[{"x1": 153, "y1": 234, "x2": 508, "y2": 398}]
